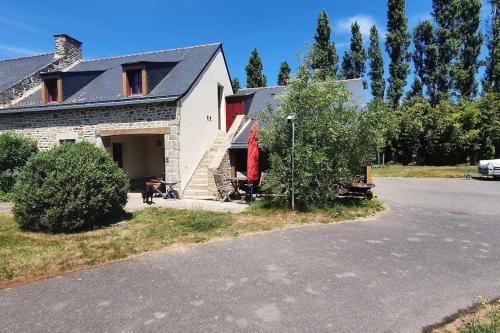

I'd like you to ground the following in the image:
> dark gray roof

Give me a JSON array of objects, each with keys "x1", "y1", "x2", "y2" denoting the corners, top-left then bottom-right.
[
  {"x1": 230, "y1": 79, "x2": 367, "y2": 149},
  {"x1": 234, "y1": 86, "x2": 287, "y2": 120},
  {"x1": 0, "y1": 53, "x2": 55, "y2": 91},
  {"x1": 5, "y1": 43, "x2": 223, "y2": 111}
]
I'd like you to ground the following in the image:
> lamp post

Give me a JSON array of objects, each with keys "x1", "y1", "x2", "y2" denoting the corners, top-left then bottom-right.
[{"x1": 287, "y1": 115, "x2": 296, "y2": 210}]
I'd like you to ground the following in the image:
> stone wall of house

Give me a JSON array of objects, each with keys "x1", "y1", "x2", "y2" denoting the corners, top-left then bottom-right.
[{"x1": 0, "y1": 102, "x2": 181, "y2": 185}]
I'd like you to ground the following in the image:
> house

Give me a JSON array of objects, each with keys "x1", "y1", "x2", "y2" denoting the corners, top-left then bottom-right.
[
  {"x1": 224, "y1": 80, "x2": 366, "y2": 178},
  {"x1": 0, "y1": 34, "x2": 233, "y2": 195},
  {"x1": 0, "y1": 34, "x2": 366, "y2": 200}
]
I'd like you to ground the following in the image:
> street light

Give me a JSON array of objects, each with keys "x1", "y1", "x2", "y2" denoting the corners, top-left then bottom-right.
[{"x1": 287, "y1": 115, "x2": 296, "y2": 210}]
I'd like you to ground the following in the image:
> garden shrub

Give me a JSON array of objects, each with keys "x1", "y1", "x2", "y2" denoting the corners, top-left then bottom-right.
[
  {"x1": 12, "y1": 141, "x2": 129, "y2": 232},
  {"x1": 259, "y1": 63, "x2": 389, "y2": 208},
  {"x1": 0, "y1": 133, "x2": 38, "y2": 193}
]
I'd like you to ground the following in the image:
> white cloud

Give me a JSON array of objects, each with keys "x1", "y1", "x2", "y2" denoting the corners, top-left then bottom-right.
[
  {"x1": 0, "y1": 44, "x2": 40, "y2": 56},
  {"x1": 0, "y1": 16, "x2": 46, "y2": 34},
  {"x1": 335, "y1": 15, "x2": 385, "y2": 39}
]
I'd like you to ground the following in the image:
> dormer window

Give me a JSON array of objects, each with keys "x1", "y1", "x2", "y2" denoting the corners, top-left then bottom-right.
[
  {"x1": 42, "y1": 77, "x2": 62, "y2": 104},
  {"x1": 127, "y1": 70, "x2": 143, "y2": 95},
  {"x1": 122, "y1": 64, "x2": 148, "y2": 97}
]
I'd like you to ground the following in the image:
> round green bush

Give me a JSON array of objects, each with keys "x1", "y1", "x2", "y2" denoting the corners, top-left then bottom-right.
[
  {"x1": 0, "y1": 133, "x2": 38, "y2": 192},
  {"x1": 12, "y1": 141, "x2": 129, "y2": 232}
]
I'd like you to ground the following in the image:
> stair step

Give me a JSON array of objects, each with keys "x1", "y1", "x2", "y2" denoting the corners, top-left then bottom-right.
[
  {"x1": 186, "y1": 185, "x2": 208, "y2": 191},
  {"x1": 182, "y1": 195, "x2": 215, "y2": 200},
  {"x1": 183, "y1": 190, "x2": 210, "y2": 196}
]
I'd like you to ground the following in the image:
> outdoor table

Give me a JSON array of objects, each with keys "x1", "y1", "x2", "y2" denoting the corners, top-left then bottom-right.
[
  {"x1": 225, "y1": 177, "x2": 248, "y2": 198},
  {"x1": 225, "y1": 177, "x2": 256, "y2": 203},
  {"x1": 151, "y1": 179, "x2": 178, "y2": 199}
]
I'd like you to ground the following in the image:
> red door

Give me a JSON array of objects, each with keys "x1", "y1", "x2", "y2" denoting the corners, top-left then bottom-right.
[{"x1": 226, "y1": 99, "x2": 244, "y2": 132}]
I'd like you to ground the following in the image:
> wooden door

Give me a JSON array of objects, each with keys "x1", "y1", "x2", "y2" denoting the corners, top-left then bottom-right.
[{"x1": 226, "y1": 99, "x2": 244, "y2": 132}]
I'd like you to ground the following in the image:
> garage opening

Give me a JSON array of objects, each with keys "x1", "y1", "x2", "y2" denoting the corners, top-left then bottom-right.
[{"x1": 102, "y1": 134, "x2": 165, "y2": 192}]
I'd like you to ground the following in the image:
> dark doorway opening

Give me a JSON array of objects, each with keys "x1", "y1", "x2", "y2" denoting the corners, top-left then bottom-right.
[{"x1": 112, "y1": 142, "x2": 123, "y2": 168}]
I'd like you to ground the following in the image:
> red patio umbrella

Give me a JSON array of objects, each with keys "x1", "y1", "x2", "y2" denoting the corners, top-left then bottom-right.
[{"x1": 247, "y1": 121, "x2": 260, "y2": 182}]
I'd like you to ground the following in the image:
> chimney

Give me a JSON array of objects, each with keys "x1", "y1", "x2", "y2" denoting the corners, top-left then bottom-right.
[{"x1": 53, "y1": 34, "x2": 82, "y2": 61}]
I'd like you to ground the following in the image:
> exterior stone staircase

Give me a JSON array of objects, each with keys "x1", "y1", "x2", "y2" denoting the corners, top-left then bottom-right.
[
  {"x1": 182, "y1": 132, "x2": 227, "y2": 199},
  {"x1": 182, "y1": 115, "x2": 247, "y2": 200}
]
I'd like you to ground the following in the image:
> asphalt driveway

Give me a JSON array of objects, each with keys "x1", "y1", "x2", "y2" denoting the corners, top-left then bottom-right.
[{"x1": 1, "y1": 178, "x2": 499, "y2": 332}]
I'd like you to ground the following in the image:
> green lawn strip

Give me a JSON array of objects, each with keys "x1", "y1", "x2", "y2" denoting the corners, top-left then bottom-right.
[
  {"x1": 424, "y1": 298, "x2": 500, "y2": 333},
  {"x1": 373, "y1": 165, "x2": 476, "y2": 178},
  {"x1": 0, "y1": 199, "x2": 383, "y2": 287}
]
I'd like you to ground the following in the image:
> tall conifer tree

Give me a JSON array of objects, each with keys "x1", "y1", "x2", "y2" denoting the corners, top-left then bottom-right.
[
  {"x1": 412, "y1": 20, "x2": 439, "y2": 104},
  {"x1": 340, "y1": 52, "x2": 354, "y2": 79},
  {"x1": 432, "y1": 0, "x2": 460, "y2": 101},
  {"x1": 386, "y1": 0, "x2": 411, "y2": 107},
  {"x1": 368, "y1": 25, "x2": 385, "y2": 99},
  {"x1": 483, "y1": 0, "x2": 500, "y2": 93},
  {"x1": 454, "y1": 0, "x2": 483, "y2": 99},
  {"x1": 340, "y1": 22, "x2": 367, "y2": 87},
  {"x1": 245, "y1": 48, "x2": 267, "y2": 88},
  {"x1": 231, "y1": 77, "x2": 240, "y2": 93},
  {"x1": 311, "y1": 10, "x2": 339, "y2": 80},
  {"x1": 277, "y1": 61, "x2": 291, "y2": 86},
  {"x1": 350, "y1": 22, "x2": 367, "y2": 87}
]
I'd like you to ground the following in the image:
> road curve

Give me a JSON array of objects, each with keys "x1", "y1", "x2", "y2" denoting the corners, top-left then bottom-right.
[{"x1": 1, "y1": 177, "x2": 499, "y2": 332}]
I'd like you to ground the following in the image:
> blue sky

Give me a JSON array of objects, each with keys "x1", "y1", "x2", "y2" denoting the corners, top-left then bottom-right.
[{"x1": 0, "y1": 0, "x2": 492, "y2": 96}]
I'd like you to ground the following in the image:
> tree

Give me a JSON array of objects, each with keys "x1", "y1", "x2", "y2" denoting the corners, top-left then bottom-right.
[
  {"x1": 231, "y1": 77, "x2": 240, "y2": 93},
  {"x1": 432, "y1": 0, "x2": 460, "y2": 101},
  {"x1": 405, "y1": 77, "x2": 424, "y2": 101},
  {"x1": 260, "y1": 56, "x2": 389, "y2": 208},
  {"x1": 0, "y1": 133, "x2": 38, "y2": 193},
  {"x1": 277, "y1": 61, "x2": 291, "y2": 86},
  {"x1": 341, "y1": 22, "x2": 367, "y2": 87},
  {"x1": 454, "y1": 0, "x2": 483, "y2": 99},
  {"x1": 311, "y1": 10, "x2": 339, "y2": 80},
  {"x1": 386, "y1": 0, "x2": 411, "y2": 107},
  {"x1": 483, "y1": 0, "x2": 500, "y2": 93},
  {"x1": 412, "y1": 20, "x2": 439, "y2": 104},
  {"x1": 13, "y1": 142, "x2": 129, "y2": 232},
  {"x1": 340, "y1": 51, "x2": 354, "y2": 79},
  {"x1": 368, "y1": 25, "x2": 385, "y2": 99},
  {"x1": 245, "y1": 48, "x2": 267, "y2": 88}
]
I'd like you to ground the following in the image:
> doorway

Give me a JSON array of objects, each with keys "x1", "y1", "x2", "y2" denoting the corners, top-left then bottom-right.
[{"x1": 112, "y1": 143, "x2": 123, "y2": 168}]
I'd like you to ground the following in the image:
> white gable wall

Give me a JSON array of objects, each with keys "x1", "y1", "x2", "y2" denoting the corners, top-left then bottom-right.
[{"x1": 178, "y1": 49, "x2": 232, "y2": 191}]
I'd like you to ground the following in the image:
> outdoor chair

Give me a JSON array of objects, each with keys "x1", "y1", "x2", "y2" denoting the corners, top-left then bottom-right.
[{"x1": 214, "y1": 174, "x2": 233, "y2": 202}]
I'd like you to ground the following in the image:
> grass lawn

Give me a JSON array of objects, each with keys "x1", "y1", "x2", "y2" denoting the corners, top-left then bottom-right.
[
  {"x1": 0, "y1": 198, "x2": 383, "y2": 288},
  {"x1": 373, "y1": 165, "x2": 476, "y2": 178},
  {"x1": 425, "y1": 297, "x2": 500, "y2": 333}
]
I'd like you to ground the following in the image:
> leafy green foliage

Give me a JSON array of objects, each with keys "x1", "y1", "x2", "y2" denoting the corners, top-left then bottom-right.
[
  {"x1": 245, "y1": 48, "x2": 267, "y2": 88},
  {"x1": 0, "y1": 133, "x2": 38, "y2": 193},
  {"x1": 368, "y1": 25, "x2": 385, "y2": 99},
  {"x1": 311, "y1": 10, "x2": 339, "y2": 80},
  {"x1": 483, "y1": 0, "x2": 500, "y2": 93},
  {"x1": 231, "y1": 76, "x2": 240, "y2": 93},
  {"x1": 386, "y1": 0, "x2": 411, "y2": 107},
  {"x1": 390, "y1": 93, "x2": 500, "y2": 165},
  {"x1": 259, "y1": 70, "x2": 389, "y2": 208},
  {"x1": 12, "y1": 142, "x2": 129, "y2": 233},
  {"x1": 277, "y1": 61, "x2": 291, "y2": 86}
]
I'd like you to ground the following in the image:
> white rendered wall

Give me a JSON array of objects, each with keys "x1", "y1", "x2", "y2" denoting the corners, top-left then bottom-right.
[{"x1": 178, "y1": 49, "x2": 232, "y2": 191}]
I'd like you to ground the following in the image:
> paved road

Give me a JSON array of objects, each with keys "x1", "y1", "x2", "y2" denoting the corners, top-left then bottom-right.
[{"x1": 1, "y1": 178, "x2": 500, "y2": 332}]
